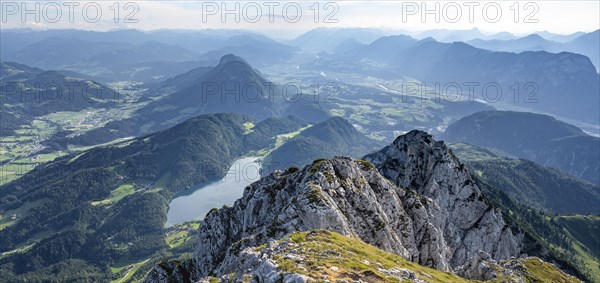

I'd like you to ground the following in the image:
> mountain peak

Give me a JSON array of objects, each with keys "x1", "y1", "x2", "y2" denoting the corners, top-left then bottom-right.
[
  {"x1": 218, "y1": 53, "x2": 250, "y2": 66},
  {"x1": 189, "y1": 155, "x2": 458, "y2": 276},
  {"x1": 522, "y1": 33, "x2": 545, "y2": 41},
  {"x1": 367, "y1": 130, "x2": 458, "y2": 192},
  {"x1": 393, "y1": 129, "x2": 437, "y2": 145},
  {"x1": 211, "y1": 53, "x2": 263, "y2": 80},
  {"x1": 307, "y1": 116, "x2": 357, "y2": 134},
  {"x1": 365, "y1": 130, "x2": 523, "y2": 267}
]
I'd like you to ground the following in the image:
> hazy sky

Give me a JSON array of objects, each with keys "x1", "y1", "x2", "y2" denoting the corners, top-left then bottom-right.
[{"x1": 1, "y1": 1, "x2": 598, "y2": 39}]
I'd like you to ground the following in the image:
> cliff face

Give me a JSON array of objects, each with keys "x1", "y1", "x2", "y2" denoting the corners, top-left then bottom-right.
[
  {"x1": 195, "y1": 156, "x2": 452, "y2": 274},
  {"x1": 364, "y1": 130, "x2": 524, "y2": 268},
  {"x1": 146, "y1": 131, "x2": 531, "y2": 282}
]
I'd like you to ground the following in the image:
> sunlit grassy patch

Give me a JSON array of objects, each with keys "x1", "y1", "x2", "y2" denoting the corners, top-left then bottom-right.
[
  {"x1": 0, "y1": 199, "x2": 48, "y2": 230},
  {"x1": 165, "y1": 221, "x2": 200, "y2": 249},
  {"x1": 275, "y1": 231, "x2": 474, "y2": 283},
  {"x1": 243, "y1": 122, "x2": 255, "y2": 134},
  {"x1": 110, "y1": 259, "x2": 150, "y2": 283},
  {"x1": 91, "y1": 184, "x2": 136, "y2": 206},
  {"x1": 270, "y1": 230, "x2": 580, "y2": 283}
]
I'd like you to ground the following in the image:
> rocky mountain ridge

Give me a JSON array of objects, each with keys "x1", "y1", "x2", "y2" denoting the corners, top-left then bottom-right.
[
  {"x1": 145, "y1": 131, "x2": 577, "y2": 283},
  {"x1": 364, "y1": 130, "x2": 524, "y2": 268}
]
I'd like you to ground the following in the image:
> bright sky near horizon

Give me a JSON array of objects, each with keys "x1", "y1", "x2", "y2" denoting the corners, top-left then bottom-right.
[{"x1": 1, "y1": 1, "x2": 598, "y2": 39}]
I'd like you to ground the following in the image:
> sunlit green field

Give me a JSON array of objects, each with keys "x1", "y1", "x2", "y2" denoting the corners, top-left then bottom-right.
[{"x1": 0, "y1": 106, "x2": 140, "y2": 185}]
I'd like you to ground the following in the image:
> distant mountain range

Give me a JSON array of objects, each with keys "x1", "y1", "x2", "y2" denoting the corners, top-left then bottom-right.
[
  {"x1": 467, "y1": 30, "x2": 600, "y2": 69},
  {"x1": 3, "y1": 36, "x2": 212, "y2": 82},
  {"x1": 412, "y1": 28, "x2": 590, "y2": 44},
  {"x1": 444, "y1": 110, "x2": 600, "y2": 184},
  {"x1": 0, "y1": 61, "x2": 119, "y2": 135},
  {"x1": 321, "y1": 35, "x2": 600, "y2": 123},
  {"x1": 291, "y1": 27, "x2": 390, "y2": 52},
  {"x1": 290, "y1": 28, "x2": 589, "y2": 52},
  {"x1": 414, "y1": 28, "x2": 511, "y2": 42},
  {"x1": 0, "y1": 29, "x2": 296, "y2": 82},
  {"x1": 1, "y1": 61, "x2": 118, "y2": 112},
  {"x1": 197, "y1": 35, "x2": 297, "y2": 67},
  {"x1": 6, "y1": 37, "x2": 199, "y2": 70}
]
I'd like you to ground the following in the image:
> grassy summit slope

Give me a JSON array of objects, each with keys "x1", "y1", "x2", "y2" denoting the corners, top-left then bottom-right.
[{"x1": 246, "y1": 230, "x2": 581, "y2": 283}]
